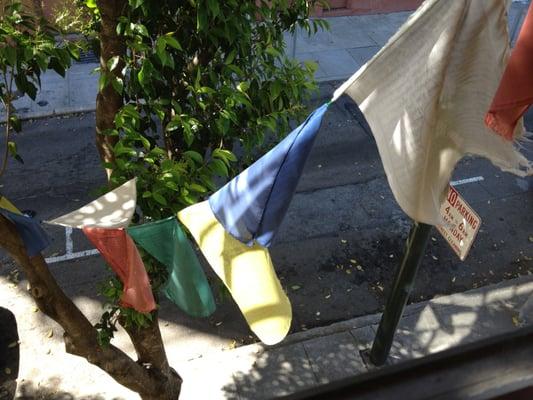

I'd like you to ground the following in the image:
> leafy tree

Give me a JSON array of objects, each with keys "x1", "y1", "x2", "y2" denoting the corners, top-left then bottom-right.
[
  {"x1": 100, "y1": 0, "x2": 328, "y2": 218},
  {"x1": 0, "y1": 0, "x2": 77, "y2": 175},
  {"x1": 0, "y1": 0, "x2": 328, "y2": 398}
]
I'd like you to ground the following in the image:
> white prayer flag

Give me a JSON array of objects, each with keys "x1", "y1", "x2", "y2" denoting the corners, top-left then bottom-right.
[
  {"x1": 333, "y1": 0, "x2": 532, "y2": 225},
  {"x1": 46, "y1": 178, "x2": 137, "y2": 228}
]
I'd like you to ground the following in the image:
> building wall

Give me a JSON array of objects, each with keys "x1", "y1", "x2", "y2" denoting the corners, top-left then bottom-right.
[{"x1": 314, "y1": 0, "x2": 423, "y2": 16}]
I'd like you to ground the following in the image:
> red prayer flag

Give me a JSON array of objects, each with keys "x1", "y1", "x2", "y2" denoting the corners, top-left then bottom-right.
[
  {"x1": 83, "y1": 227, "x2": 156, "y2": 313},
  {"x1": 485, "y1": 2, "x2": 533, "y2": 140}
]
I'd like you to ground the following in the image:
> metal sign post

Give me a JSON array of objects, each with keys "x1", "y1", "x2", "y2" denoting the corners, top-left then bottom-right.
[{"x1": 369, "y1": 221, "x2": 432, "y2": 366}]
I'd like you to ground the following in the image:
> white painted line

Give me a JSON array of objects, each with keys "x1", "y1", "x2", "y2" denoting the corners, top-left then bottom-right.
[
  {"x1": 65, "y1": 227, "x2": 74, "y2": 255},
  {"x1": 451, "y1": 176, "x2": 484, "y2": 186},
  {"x1": 45, "y1": 249, "x2": 99, "y2": 264}
]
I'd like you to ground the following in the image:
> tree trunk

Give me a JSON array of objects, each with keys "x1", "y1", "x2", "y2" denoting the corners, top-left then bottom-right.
[
  {"x1": 121, "y1": 315, "x2": 183, "y2": 400},
  {"x1": 0, "y1": 215, "x2": 182, "y2": 399},
  {"x1": 95, "y1": 0, "x2": 126, "y2": 180}
]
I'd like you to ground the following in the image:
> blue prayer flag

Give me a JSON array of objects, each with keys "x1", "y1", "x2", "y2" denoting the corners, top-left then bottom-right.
[
  {"x1": 209, "y1": 103, "x2": 328, "y2": 247},
  {"x1": 0, "y1": 208, "x2": 51, "y2": 257}
]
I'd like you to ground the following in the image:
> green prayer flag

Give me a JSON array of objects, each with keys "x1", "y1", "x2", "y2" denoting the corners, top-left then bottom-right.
[{"x1": 127, "y1": 217, "x2": 216, "y2": 317}]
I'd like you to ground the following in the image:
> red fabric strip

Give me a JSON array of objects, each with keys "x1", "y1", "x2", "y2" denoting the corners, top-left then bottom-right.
[
  {"x1": 485, "y1": 2, "x2": 533, "y2": 140},
  {"x1": 83, "y1": 227, "x2": 156, "y2": 313}
]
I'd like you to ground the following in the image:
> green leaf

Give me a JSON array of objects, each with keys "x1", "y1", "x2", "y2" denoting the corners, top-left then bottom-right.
[
  {"x1": 3, "y1": 47, "x2": 17, "y2": 66},
  {"x1": 48, "y1": 57, "x2": 66, "y2": 77},
  {"x1": 210, "y1": 158, "x2": 229, "y2": 177},
  {"x1": 85, "y1": 0, "x2": 97, "y2": 8},
  {"x1": 9, "y1": 115, "x2": 21, "y2": 133},
  {"x1": 107, "y1": 56, "x2": 120, "y2": 72},
  {"x1": 197, "y1": 7, "x2": 207, "y2": 31},
  {"x1": 258, "y1": 116, "x2": 277, "y2": 132},
  {"x1": 67, "y1": 44, "x2": 80, "y2": 61},
  {"x1": 212, "y1": 148, "x2": 237, "y2": 162},
  {"x1": 271, "y1": 80, "x2": 282, "y2": 100},
  {"x1": 265, "y1": 46, "x2": 281, "y2": 58},
  {"x1": 128, "y1": 0, "x2": 144, "y2": 9},
  {"x1": 111, "y1": 77, "x2": 124, "y2": 94},
  {"x1": 189, "y1": 183, "x2": 207, "y2": 193},
  {"x1": 224, "y1": 49, "x2": 237, "y2": 65},
  {"x1": 133, "y1": 23, "x2": 149, "y2": 37},
  {"x1": 152, "y1": 192, "x2": 167, "y2": 206},
  {"x1": 138, "y1": 59, "x2": 154, "y2": 87},
  {"x1": 156, "y1": 39, "x2": 173, "y2": 68},
  {"x1": 166, "y1": 116, "x2": 181, "y2": 132},
  {"x1": 24, "y1": 81, "x2": 37, "y2": 100},
  {"x1": 99, "y1": 73, "x2": 109, "y2": 91},
  {"x1": 34, "y1": 54, "x2": 48, "y2": 71},
  {"x1": 142, "y1": 191, "x2": 152, "y2": 198},
  {"x1": 183, "y1": 150, "x2": 203, "y2": 164},
  {"x1": 237, "y1": 81, "x2": 250, "y2": 93},
  {"x1": 207, "y1": 0, "x2": 220, "y2": 17},
  {"x1": 7, "y1": 141, "x2": 17, "y2": 158},
  {"x1": 164, "y1": 35, "x2": 182, "y2": 50}
]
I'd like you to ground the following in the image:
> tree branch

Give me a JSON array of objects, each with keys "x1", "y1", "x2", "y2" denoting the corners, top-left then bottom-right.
[
  {"x1": 121, "y1": 313, "x2": 183, "y2": 399},
  {"x1": 95, "y1": 0, "x2": 127, "y2": 181}
]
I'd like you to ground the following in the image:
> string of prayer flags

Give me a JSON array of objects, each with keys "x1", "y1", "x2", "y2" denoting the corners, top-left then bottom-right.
[
  {"x1": 332, "y1": 0, "x2": 532, "y2": 226},
  {"x1": 485, "y1": 1, "x2": 533, "y2": 141},
  {"x1": 47, "y1": 178, "x2": 137, "y2": 229},
  {"x1": 209, "y1": 104, "x2": 329, "y2": 247},
  {"x1": 83, "y1": 227, "x2": 156, "y2": 313},
  {"x1": 178, "y1": 200, "x2": 292, "y2": 345},
  {"x1": 0, "y1": 196, "x2": 22, "y2": 215},
  {"x1": 0, "y1": 206, "x2": 51, "y2": 257},
  {"x1": 127, "y1": 217, "x2": 216, "y2": 318}
]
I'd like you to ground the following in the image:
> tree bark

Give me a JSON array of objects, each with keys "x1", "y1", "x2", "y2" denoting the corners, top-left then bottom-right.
[
  {"x1": 121, "y1": 314, "x2": 183, "y2": 400},
  {"x1": 95, "y1": 0, "x2": 126, "y2": 180},
  {"x1": 0, "y1": 215, "x2": 182, "y2": 399}
]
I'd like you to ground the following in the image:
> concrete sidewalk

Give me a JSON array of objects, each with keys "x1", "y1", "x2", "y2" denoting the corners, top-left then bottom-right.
[
  {"x1": 2, "y1": 0, "x2": 530, "y2": 121},
  {"x1": 3, "y1": 268, "x2": 531, "y2": 399},
  {"x1": 175, "y1": 275, "x2": 533, "y2": 400}
]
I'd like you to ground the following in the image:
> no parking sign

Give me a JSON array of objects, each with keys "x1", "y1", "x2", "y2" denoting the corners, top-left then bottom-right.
[{"x1": 436, "y1": 186, "x2": 481, "y2": 261}]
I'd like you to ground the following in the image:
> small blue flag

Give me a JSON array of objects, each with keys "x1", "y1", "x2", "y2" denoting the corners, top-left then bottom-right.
[
  {"x1": 0, "y1": 208, "x2": 51, "y2": 257},
  {"x1": 209, "y1": 103, "x2": 328, "y2": 247}
]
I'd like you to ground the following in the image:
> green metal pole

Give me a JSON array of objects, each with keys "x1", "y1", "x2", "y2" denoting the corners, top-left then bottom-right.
[{"x1": 369, "y1": 221, "x2": 432, "y2": 366}]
